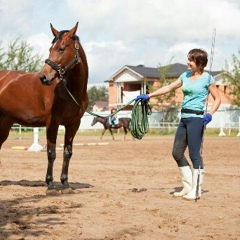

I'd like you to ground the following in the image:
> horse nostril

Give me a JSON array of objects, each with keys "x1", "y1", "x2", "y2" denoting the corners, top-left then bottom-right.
[
  {"x1": 40, "y1": 75, "x2": 47, "y2": 83},
  {"x1": 40, "y1": 75, "x2": 52, "y2": 85}
]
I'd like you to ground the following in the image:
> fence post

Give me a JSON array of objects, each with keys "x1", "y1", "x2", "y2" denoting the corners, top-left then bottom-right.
[
  {"x1": 219, "y1": 117, "x2": 226, "y2": 137},
  {"x1": 28, "y1": 128, "x2": 43, "y2": 152}
]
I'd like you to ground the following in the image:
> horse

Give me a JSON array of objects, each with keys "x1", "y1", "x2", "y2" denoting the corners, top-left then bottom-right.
[
  {"x1": 0, "y1": 22, "x2": 88, "y2": 192},
  {"x1": 91, "y1": 116, "x2": 133, "y2": 140}
]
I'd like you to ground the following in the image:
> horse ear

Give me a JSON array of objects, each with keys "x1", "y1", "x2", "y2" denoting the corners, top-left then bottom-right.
[
  {"x1": 50, "y1": 23, "x2": 59, "y2": 37},
  {"x1": 69, "y1": 22, "x2": 79, "y2": 36}
]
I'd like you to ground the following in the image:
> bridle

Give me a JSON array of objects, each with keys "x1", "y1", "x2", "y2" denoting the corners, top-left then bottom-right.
[
  {"x1": 45, "y1": 37, "x2": 81, "y2": 83},
  {"x1": 44, "y1": 36, "x2": 81, "y2": 107}
]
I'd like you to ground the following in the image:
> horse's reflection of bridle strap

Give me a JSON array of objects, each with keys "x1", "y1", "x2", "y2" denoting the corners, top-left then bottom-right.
[{"x1": 45, "y1": 39, "x2": 81, "y2": 82}]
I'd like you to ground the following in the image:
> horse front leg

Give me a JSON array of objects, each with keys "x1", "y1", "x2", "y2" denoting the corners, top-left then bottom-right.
[
  {"x1": 109, "y1": 127, "x2": 115, "y2": 140},
  {"x1": 123, "y1": 127, "x2": 127, "y2": 141},
  {"x1": 60, "y1": 144, "x2": 72, "y2": 189},
  {"x1": 45, "y1": 123, "x2": 58, "y2": 191},
  {"x1": 60, "y1": 123, "x2": 79, "y2": 190},
  {"x1": 100, "y1": 128, "x2": 107, "y2": 140},
  {"x1": 46, "y1": 141, "x2": 56, "y2": 189}
]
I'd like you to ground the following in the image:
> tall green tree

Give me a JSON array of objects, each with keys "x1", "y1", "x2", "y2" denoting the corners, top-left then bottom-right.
[
  {"x1": 223, "y1": 51, "x2": 240, "y2": 107},
  {"x1": 87, "y1": 85, "x2": 108, "y2": 110},
  {"x1": 0, "y1": 37, "x2": 43, "y2": 72},
  {"x1": 147, "y1": 58, "x2": 179, "y2": 122}
]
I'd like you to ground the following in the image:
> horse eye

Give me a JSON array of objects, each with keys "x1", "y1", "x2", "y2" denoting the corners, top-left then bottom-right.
[{"x1": 59, "y1": 47, "x2": 65, "y2": 52}]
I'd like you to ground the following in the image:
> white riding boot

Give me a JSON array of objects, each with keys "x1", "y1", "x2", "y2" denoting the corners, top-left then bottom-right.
[
  {"x1": 173, "y1": 166, "x2": 192, "y2": 197},
  {"x1": 183, "y1": 168, "x2": 204, "y2": 200}
]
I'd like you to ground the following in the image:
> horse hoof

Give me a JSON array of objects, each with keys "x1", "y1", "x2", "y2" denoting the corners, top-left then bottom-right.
[
  {"x1": 46, "y1": 189, "x2": 60, "y2": 196},
  {"x1": 61, "y1": 188, "x2": 75, "y2": 194}
]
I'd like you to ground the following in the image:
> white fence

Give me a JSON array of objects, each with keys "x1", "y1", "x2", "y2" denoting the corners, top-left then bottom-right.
[{"x1": 11, "y1": 107, "x2": 240, "y2": 136}]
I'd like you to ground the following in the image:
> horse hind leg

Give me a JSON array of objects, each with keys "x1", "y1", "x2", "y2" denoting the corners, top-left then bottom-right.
[
  {"x1": 0, "y1": 115, "x2": 14, "y2": 149},
  {"x1": 0, "y1": 115, "x2": 14, "y2": 167},
  {"x1": 127, "y1": 126, "x2": 135, "y2": 140}
]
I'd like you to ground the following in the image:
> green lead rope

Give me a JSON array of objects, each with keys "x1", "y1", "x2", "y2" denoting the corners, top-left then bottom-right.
[
  {"x1": 130, "y1": 99, "x2": 152, "y2": 140},
  {"x1": 86, "y1": 98, "x2": 152, "y2": 140},
  {"x1": 62, "y1": 79, "x2": 151, "y2": 139}
]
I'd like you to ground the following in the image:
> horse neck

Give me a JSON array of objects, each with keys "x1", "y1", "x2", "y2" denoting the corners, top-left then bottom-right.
[
  {"x1": 98, "y1": 117, "x2": 107, "y2": 124},
  {"x1": 66, "y1": 62, "x2": 87, "y2": 99},
  {"x1": 78, "y1": 43, "x2": 89, "y2": 80},
  {"x1": 66, "y1": 43, "x2": 88, "y2": 93}
]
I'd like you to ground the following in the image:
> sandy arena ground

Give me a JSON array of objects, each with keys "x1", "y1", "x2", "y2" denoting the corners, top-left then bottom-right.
[{"x1": 0, "y1": 131, "x2": 239, "y2": 240}]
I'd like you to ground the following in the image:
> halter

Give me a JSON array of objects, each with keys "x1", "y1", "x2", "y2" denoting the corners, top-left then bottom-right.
[
  {"x1": 45, "y1": 37, "x2": 81, "y2": 107},
  {"x1": 45, "y1": 38, "x2": 81, "y2": 83}
]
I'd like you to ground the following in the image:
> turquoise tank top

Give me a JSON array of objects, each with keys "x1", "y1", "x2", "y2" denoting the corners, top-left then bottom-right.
[{"x1": 180, "y1": 71, "x2": 214, "y2": 118}]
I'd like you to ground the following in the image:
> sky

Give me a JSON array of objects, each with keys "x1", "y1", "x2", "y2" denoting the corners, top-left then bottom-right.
[{"x1": 0, "y1": 0, "x2": 239, "y2": 85}]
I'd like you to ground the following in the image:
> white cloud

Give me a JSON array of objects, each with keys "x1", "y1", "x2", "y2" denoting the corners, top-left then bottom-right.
[
  {"x1": 65, "y1": 0, "x2": 240, "y2": 82},
  {"x1": 0, "y1": 0, "x2": 35, "y2": 37},
  {"x1": 85, "y1": 40, "x2": 133, "y2": 82},
  {"x1": 27, "y1": 33, "x2": 52, "y2": 59},
  {"x1": 0, "y1": 0, "x2": 239, "y2": 83}
]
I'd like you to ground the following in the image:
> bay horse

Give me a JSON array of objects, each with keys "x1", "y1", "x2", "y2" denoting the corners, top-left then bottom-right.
[
  {"x1": 0, "y1": 23, "x2": 88, "y2": 192},
  {"x1": 91, "y1": 116, "x2": 132, "y2": 140}
]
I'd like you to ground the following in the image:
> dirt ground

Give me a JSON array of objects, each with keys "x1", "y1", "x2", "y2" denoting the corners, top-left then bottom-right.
[{"x1": 0, "y1": 131, "x2": 239, "y2": 240}]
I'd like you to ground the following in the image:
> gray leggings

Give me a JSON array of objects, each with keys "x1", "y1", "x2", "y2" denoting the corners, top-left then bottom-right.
[{"x1": 172, "y1": 117, "x2": 204, "y2": 169}]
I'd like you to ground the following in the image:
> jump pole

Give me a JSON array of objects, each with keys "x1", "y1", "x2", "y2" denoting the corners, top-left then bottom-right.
[{"x1": 28, "y1": 127, "x2": 43, "y2": 152}]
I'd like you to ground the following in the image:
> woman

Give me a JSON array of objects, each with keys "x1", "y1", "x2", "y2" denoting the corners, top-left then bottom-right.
[{"x1": 136, "y1": 49, "x2": 221, "y2": 200}]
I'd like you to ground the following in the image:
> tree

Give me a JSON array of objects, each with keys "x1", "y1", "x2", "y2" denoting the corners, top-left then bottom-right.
[
  {"x1": 0, "y1": 37, "x2": 43, "y2": 72},
  {"x1": 87, "y1": 85, "x2": 108, "y2": 110},
  {"x1": 223, "y1": 51, "x2": 240, "y2": 107},
  {"x1": 147, "y1": 58, "x2": 179, "y2": 122}
]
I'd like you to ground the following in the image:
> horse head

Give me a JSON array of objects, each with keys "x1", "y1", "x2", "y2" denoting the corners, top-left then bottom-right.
[
  {"x1": 91, "y1": 117, "x2": 98, "y2": 126},
  {"x1": 40, "y1": 22, "x2": 81, "y2": 85}
]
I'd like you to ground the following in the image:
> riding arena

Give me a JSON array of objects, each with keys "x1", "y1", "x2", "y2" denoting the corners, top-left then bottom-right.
[{"x1": 0, "y1": 23, "x2": 239, "y2": 240}]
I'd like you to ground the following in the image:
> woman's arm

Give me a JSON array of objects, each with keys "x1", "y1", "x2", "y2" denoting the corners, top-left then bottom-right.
[
  {"x1": 148, "y1": 78, "x2": 182, "y2": 98},
  {"x1": 208, "y1": 83, "x2": 221, "y2": 115}
]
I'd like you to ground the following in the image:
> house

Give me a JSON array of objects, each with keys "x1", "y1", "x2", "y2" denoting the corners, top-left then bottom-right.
[
  {"x1": 92, "y1": 101, "x2": 109, "y2": 112},
  {"x1": 106, "y1": 63, "x2": 229, "y2": 110}
]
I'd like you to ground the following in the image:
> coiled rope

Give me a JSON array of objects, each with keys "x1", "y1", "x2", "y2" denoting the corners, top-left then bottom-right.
[
  {"x1": 85, "y1": 98, "x2": 152, "y2": 140},
  {"x1": 129, "y1": 99, "x2": 152, "y2": 139}
]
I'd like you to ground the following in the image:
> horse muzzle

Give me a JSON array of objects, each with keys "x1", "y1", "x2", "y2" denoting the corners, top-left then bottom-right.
[{"x1": 39, "y1": 74, "x2": 55, "y2": 86}]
